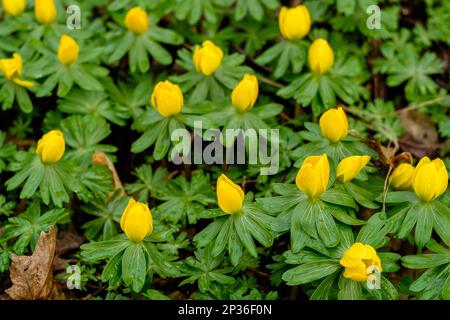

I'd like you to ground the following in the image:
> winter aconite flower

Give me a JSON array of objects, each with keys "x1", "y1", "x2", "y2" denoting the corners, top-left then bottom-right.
[
  {"x1": 193, "y1": 40, "x2": 224, "y2": 76},
  {"x1": 2, "y1": 0, "x2": 26, "y2": 16},
  {"x1": 35, "y1": 0, "x2": 57, "y2": 25},
  {"x1": 296, "y1": 154, "x2": 329, "y2": 199},
  {"x1": 0, "y1": 53, "x2": 33, "y2": 87},
  {"x1": 390, "y1": 163, "x2": 415, "y2": 190},
  {"x1": 231, "y1": 74, "x2": 258, "y2": 112},
  {"x1": 340, "y1": 243, "x2": 382, "y2": 282},
  {"x1": 124, "y1": 6, "x2": 149, "y2": 34},
  {"x1": 308, "y1": 38, "x2": 334, "y2": 75},
  {"x1": 36, "y1": 130, "x2": 65, "y2": 163},
  {"x1": 278, "y1": 5, "x2": 311, "y2": 40},
  {"x1": 57, "y1": 35, "x2": 79, "y2": 65},
  {"x1": 411, "y1": 157, "x2": 448, "y2": 202},
  {"x1": 216, "y1": 174, "x2": 244, "y2": 214},
  {"x1": 319, "y1": 107, "x2": 348, "y2": 143},
  {"x1": 151, "y1": 80, "x2": 184, "y2": 117},
  {"x1": 120, "y1": 198, "x2": 153, "y2": 242},
  {"x1": 337, "y1": 156, "x2": 370, "y2": 182}
]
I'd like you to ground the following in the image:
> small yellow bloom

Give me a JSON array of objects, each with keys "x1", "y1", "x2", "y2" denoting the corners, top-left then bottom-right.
[
  {"x1": 231, "y1": 74, "x2": 258, "y2": 112},
  {"x1": 2, "y1": 0, "x2": 26, "y2": 16},
  {"x1": 411, "y1": 157, "x2": 448, "y2": 202},
  {"x1": 216, "y1": 174, "x2": 244, "y2": 214},
  {"x1": 278, "y1": 5, "x2": 311, "y2": 40},
  {"x1": 35, "y1": 0, "x2": 57, "y2": 25},
  {"x1": 337, "y1": 156, "x2": 370, "y2": 182},
  {"x1": 36, "y1": 130, "x2": 65, "y2": 163},
  {"x1": 120, "y1": 198, "x2": 153, "y2": 242},
  {"x1": 340, "y1": 242, "x2": 382, "y2": 282},
  {"x1": 124, "y1": 6, "x2": 149, "y2": 34},
  {"x1": 295, "y1": 154, "x2": 329, "y2": 199},
  {"x1": 0, "y1": 53, "x2": 33, "y2": 87},
  {"x1": 390, "y1": 163, "x2": 415, "y2": 190},
  {"x1": 57, "y1": 35, "x2": 80, "y2": 65},
  {"x1": 319, "y1": 107, "x2": 348, "y2": 143},
  {"x1": 151, "y1": 80, "x2": 184, "y2": 117},
  {"x1": 193, "y1": 40, "x2": 223, "y2": 76},
  {"x1": 308, "y1": 38, "x2": 334, "y2": 75}
]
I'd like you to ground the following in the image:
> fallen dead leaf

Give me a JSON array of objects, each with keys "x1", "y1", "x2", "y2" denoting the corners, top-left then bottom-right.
[
  {"x1": 399, "y1": 110, "x2": 440, "y2": 158},
  {"x1": 93, "y1": 152, "x2": 125, "y2": 195},
  {"x1": 5, "y1": 226, "x2": 65, "y2": 300}
]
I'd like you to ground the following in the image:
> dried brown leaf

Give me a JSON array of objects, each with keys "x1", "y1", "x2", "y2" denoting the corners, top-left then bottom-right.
[{"x1": 5, "y1": 226, "x2": 65, "y2": 300}]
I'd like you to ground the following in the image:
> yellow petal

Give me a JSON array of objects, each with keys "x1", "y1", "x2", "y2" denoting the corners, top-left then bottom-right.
[
  {"x1": 390, "y1": 163, "x2": 415, "y2": 190},
  {"x1": 151, "y1": 80, "x2": 184, "y2": 117},
  {"x1": 2, "y1": 0, "x2": 26, "y2": 16},
  {"x1": 35, "y1": 0, "x2": 57, "y2": 25},
  {"x1": 124, "y1": 6, "x2": 149, "y2": 33},
  {"x1": 319, "y1": 107, "x2": 348, "y2": 143},
  {"x1": 231, "y1": 74, "x2": 258, "y2": 112},
  {"x1": 192, "y1": 40, "x2": 223, "y2": 76},
  {"x1": 278, "y1": 5, "x2": 311, "y2": 40},
  {"x1": 57, "y1": 35, "x2": 80, "y2": 65},
  {"x1": 216, "y1": 174, "x2": 244, "y2": 214},
  {"x1": 337, "y1": 155, "x2": 370, "y2": 182},
  {"x1": 295, "y1": 154, "x2": 329, "y2": 198},
  {"x1": 120, "y1": 198, "x2": 153, "y2": 242},
  {"x1": 308, "y1": 38, "x2": 334, "y2": 75},
  {"x1": 36, "y1": 130, "x2": 65, "y2": 163}
]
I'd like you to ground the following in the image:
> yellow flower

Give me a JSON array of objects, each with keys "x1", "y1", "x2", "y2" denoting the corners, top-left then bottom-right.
[
  {"x1": 2, "y1": 0, "x2": 26, "y2": 16},
  {"x1": 308, "y1": 38, "x2": 334, "y2": 75},
  {"x1": 278, "y1": 5, "x2": 311, "y2": 40},
  {"x1": 411, "y1": 157, "x2": 448, "y2": 202},
  {"x1": 231, "y1": 74, "x2": 258, "y2": 112},
  {"x1": 319, "y1": 107, "x2": 348, "y2": 143},
  {"x1": 295, "y1": 154, "x2": 329, "y2": 199},
  {"x1": 151, "y1": 80, "x2": 184, "y2": 117},
  {"x1": 0, "y1": 53, "x2": 34, "y2": 87},
  {"x1": 36, "y1": 130, "x2": 65, "y2": 163},
  {"x1": 390, "y1": 163, "x2": 415, "y2": 190},
  {"x1": 35, "y1": 0, "x2": 57, "y2": 25},
  {"x1": 120, "y1": 198, "x2": 153, "y2": 242},
  {"x1": 216, "y1": 174, "x2": 244, "y2": 214},
  {"x1": 193, "y1": 40, "x2": 223, "y2": 76},
  {"x1": 337, "y1": 156, "x2": 370, "y2": 182},
  {"x1": 57, "y1": 35, "x2": 80, "y2": 65},
  {"x1": 124, "y1": 6, "x2": 149, "y2": 34},
  {"x1": 340, "y1": 242, "x2": 382, "y2": 282}
]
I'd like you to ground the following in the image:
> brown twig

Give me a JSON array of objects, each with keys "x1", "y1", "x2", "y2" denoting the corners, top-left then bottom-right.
[{"x1": 92, "y1": 152, "x2": 125, "y2": 196}]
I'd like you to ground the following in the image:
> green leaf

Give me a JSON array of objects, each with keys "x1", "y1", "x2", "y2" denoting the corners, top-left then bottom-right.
[
  {"x1": 234, "y1": 214, "x2": 257, "y2": 257},
  {"x1": 402, "y1": 253, "x2": 450, "y2": 269},
  {"x1": 122, "y1": 244, "x2": 147, "y2": 292},
  {"x1": 338, "y1": 276, "x2": 362, "y2": 300},
  {"x1": 282, "y1": 260, "x2": 341, "y2": 285}
]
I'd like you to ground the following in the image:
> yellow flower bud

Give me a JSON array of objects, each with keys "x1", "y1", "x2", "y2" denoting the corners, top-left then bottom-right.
[
  {"x1": 411, "y1": 157, "x2": 448, "y2": 202},
  {"x1": 390, "y1": 163, "x2": 415, "y2": 190},
  {"x1": 124, "y1": 6, "x2": 149, "y2": 34},
  {"x1": 193, "y1": 40, "x2": 223, "y2": 76},
  {"x1": 120, "y1": 198, "x2": 153, "y2": 242},
  {"x1": 308, "y1": 38, "x2": 334, "y2": 75},
  {"x1": 337, "y1": 156, "x2": 370, "y2": 182},
  {"x1": 36, "y1": 130, "x2": 65, "y2": 163},
  {"x1": 340, "y1": 242, "x2": 382, "y2": 282},
  {"x1": 231, "y1": 74, "x2": 258, "y2": 112},
  {"x1": 278, "y1": 5, "x2": 311, "y2": 40},
  {"x1": 319, "y1": 107, "x2": 348, "y2": 143},
  {"x1": 216, "y1": 174, "x2": 244, "y2": 214},
  {"x1": 35, "y1": 0, "x2": 57, "y2": 25},
  {"x1": 57, "y1": 35, "x2": 79, "y2": 65},
  {"x1": 151, "y1": 80, "x2": 184, "y2": 117},
  {"x1": 295, "y1": 154, "x2": 329, "y2": 199},
  {"x1": 0, "y1": 53, "x2": 34, "y2": 87},
  {"x1": 2, "y1": 0, "x2": 26, "y2": 16}
]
